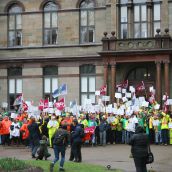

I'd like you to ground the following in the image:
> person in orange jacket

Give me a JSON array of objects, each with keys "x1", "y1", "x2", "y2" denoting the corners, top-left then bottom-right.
[
  {"x1": 20, "y1": 118, "x2": 30, "y2": 146},
  {"x1": 1, "y1": 116, "x2": 12, "y2": 146}
]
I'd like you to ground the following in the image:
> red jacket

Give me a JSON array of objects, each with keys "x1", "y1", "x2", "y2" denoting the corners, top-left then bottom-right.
[
  {"x1": 0, "y1": 119, "x2": 12, "y2": 135},
  {"x1": 20, "y1": 123, "x2": 29, "y2": 140}
]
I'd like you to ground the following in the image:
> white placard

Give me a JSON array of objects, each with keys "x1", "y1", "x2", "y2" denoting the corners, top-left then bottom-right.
[
  {"x1": 122, "y1": 97, "x2": 128, "y2": 103},
  {"x1": 95, "y1": 105, "x2": 100, "y2": 112},
  {"x1": 11, "y1": 113, "x2": 17, "y2": 119},
  {"x1": 139, "y1": 97, "x2": 145, "y2": 102},
  {"x1": 133, "y1": 106, "x2": 140, "y2": 112},
  {"x1": 118, "y1": 87, "x2": 122, "y2": 93},
  {"x1": 49, "y1": 102, "x2": 53, "y2": 108},
  {"x1": 162, "y1": 95, "x2": 167, "y2": 101},
  {"x1": 167, "y1": 99, "x2": 172, "y2": 105},
  {"x1": 154, "y1": 104, "x2": 160, "y2": 110},
  {"x1": 149, "y1": 86, "x2": 154, "y2": 92},
  {"x1": 141, "y1": 101, "x2": 149, "y2": 107},
  {"x1": 125, "y1": 101, "x2": 132, "y2": 107},
  {"x1": 48, "y1": 108, "x2": 54, "y2": 114},
  {"x1": 106, "y1": 106, "x2": 112, "y2": 113},
  {"x1": 102, "y1": 96, "x2": 110, "y2": 102},
  {"x1": 129, "y1": 86, "x2": 135, "y2": 93},
  {"x1": 115, "y1": 93, "x2": 122, "y2": 99},
  {"x1": 95, "y1": 90, "x2": 100, "y2": 96},
  {"x1": 126, "y1": 92, "x2": 131, "y2": 98},
  {"x1": 2, "y1": 102, "x2": 8, "y2": 108},
  {"x1": 122, "y1": 89, "x2": 126, "y2": 94}
]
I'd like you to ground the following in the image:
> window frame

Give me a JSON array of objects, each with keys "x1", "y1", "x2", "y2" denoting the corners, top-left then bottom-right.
[
  {"x1": 153, "y1": 1, "x2": 161, "y2": 36},
  {"x1": 79, "y1": 0, "x2": 95, "y2": 44},
  {"x1": 133, "y1": 2, "x2": 147, "y2": 38},
  {"x1": 8, "y1": 67, "x2": 22, "y2": 110},
  {"x1": 43, "y1": 66, "x2": 58, "y2": 101},
  {"x1": 43, "y1": 2, "x2": 58, "y2": 45},
  {"x1": 119, "y1": 4, "x2": 128, "y2": 39},
  {"x1": 80, "y1": 65, "x2": 96, "y2": 105},
  {"x1": 7, "y1": 4, "x2": 23, "y2": 47}
]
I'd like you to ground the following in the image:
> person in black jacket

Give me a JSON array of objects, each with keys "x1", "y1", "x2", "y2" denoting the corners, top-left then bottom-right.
[
  {"x1": 28, "y1": 117, "x2": 41, "y2": 158},
  {"x1": 71, "y1": 119, "x2": 83, "y2": 162},
  {"x1": 129, "y1": 126, "x2": 149, "y2": 172}
]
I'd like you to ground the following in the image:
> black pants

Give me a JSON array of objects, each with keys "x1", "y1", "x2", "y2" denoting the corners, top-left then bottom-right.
[
  {"x1": 134, "y1": 157, "x2": 147, "y2": 172},
  {"x1": 1, "y1": 134, "x2": 10, "y2": 145},
  {"x1": 71, "y1": 142, "x2": 82, "y2": 162}
]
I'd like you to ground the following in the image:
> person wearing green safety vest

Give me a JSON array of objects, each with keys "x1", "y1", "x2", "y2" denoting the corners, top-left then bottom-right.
[{"x1": 161, "y1": 111, "x2": 169, "y2": 145}]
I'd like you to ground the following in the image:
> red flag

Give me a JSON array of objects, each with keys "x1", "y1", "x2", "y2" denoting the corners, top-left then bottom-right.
[
  {"x1": 22, "y1": 101, "x2": 28, "y2": 111},
  {"x1": 100, "y1": 85, "x2": 107, "y2": 95},
  {"x1": 54, "y1": 98, "x2": 65, "y2": 111},
  {"x1": 38, "y1": 99, "x2": 44, "y2": 111},
  {"x1": 136, "y1": 81, "x2": 145, "y2": 92},
  {"x1": 44, "y1": 99, "x2": 49, "y2": 109},
  {"x1": 116, "y1": 80, "x2": 128, "y2": 89}
]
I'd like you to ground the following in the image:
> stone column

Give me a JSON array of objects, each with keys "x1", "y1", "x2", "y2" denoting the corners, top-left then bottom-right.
[
  {"x1": 103, "y1": 62, "x2": 108, "y2": 87},
  {"x1": 111, "y1": 61, "x2": 116, "y2": 103},
  {"x1": 127, "y1": 0, "x2": 133, "y2": 38},
  {"x1": 155, "y1": 61, "x2": 161, "y2": 103},
  {"x1": 164, "y1": 60, "x2": 170, "y2": 96},
  {"x1": 147, "y1": 1, "x2": 153, "y2": 37}
]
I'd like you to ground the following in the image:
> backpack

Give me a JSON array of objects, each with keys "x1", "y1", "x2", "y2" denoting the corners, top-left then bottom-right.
[{"x1": 53, "y1": 130, "x2": 65, "y2": 146}]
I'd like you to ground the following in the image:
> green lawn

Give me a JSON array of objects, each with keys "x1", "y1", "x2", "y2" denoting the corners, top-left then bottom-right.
[{"x1": 26, "y1": 160, "x2": 123, "y2": 172}]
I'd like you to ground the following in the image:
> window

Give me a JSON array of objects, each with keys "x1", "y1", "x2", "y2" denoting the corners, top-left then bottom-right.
[
  {"x1": 43, "y1": 2, "x2": 58, "y2": 45},
  {"x1": 80, "y1": 0, "x2": 95, "y2": 43},
  {"x1": 43, "y1": 66, "x2": 58, "y2": 101},
  {"x1": 8, "y1": 67, "x2": 22, "y2": 110},
  {"x1": 153, "y1": 1, "x2": 161, "y2": 35},
  {"x1": 80, "y1": 65, "x2": 96, "y2": 105},
  {"x1": 8, "y1": 4, "x2": 23, "y2": 47},
  {"x1": 120, "y1": 4, "x2": 128, "y2": 39},
  {"x1": 119, "y1": 0, "x2": 161, "y2": 38},
  {"x1": 126, "y1": 67, "x2": 155, "y2": 81},
  {"x1": 133, "y1": 0, "x2": 147, "y2": 38}
]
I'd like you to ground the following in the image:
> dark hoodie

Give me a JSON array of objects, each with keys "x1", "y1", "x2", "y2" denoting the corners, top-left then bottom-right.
[{"x1": 129, "y1": 126, "x2": 149, "y2": 158}]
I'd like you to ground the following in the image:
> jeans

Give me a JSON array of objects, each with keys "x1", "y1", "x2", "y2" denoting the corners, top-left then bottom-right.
[
  {"x1": 53, "y1": 145, "x2": 66, "y2": 168},
  {"x1": 161, "y1": 129, "x2": 169, "y2": 144},
  {"x1": 30, "y1": 140, "x2": 39, "y2": 156},
  {"x1": 0, "y1": 135, "x2": 1, "y2": 144},
  {"x1": 99, "y1": 131, "x2": 106, "y2": 145},
  {"x1": 155, "y1": 131, "x2": 162, "y2": 144}
]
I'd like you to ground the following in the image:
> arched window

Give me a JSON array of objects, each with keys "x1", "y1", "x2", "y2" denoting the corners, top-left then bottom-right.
[
  {"x1": 126, "y1": 67, "x2": 155, "y2": 81},
  {"x1": 80, "y1": 64, "x2": 96, "y2": 105},
  {"x1": 43, "y1": 1, "x2": 58, "y2": 45},
  {"x1": 79, "y1": 0, "x2": 95, "y2": 43},
  {"x1": 8, "y1": 4, "x2": 23, "y2": 47}
]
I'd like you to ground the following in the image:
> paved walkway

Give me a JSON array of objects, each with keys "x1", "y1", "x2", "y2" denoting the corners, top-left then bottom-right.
[{"x1": 1, "y1": 144, "x2": 172, "y2": 172}]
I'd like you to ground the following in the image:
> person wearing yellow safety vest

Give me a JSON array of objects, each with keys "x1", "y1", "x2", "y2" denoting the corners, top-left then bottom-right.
[
  {"x1": 161, "y1": 111, "x2": 169, "y2": 145},
  {"x1": 47, "y1": 114, "x2": 59, "y2": 148},
  {"x1": 148, "y1": 113, "x2": 154, "y2": 144},
  {"x1": 168, "y1": 114, "x2": 172, "y2": 145}
]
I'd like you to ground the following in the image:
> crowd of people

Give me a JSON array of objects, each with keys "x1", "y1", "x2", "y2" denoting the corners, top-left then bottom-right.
[
  {"x1": 0, "y1": 99, "x2": 172, "y2": 171},
  {"x1": 0, "y1": 104, "x2": 172, "y2": 148}
]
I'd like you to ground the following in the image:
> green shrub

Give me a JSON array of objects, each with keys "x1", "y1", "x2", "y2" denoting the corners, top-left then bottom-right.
[{"x1": 0, "y1": 158, "x2": 31, "y2": 171}]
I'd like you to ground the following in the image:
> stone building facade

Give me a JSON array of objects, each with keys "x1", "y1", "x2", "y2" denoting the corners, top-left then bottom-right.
[{"x1": 0, "y1": 0, "x2": 171, "y2": 109}]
